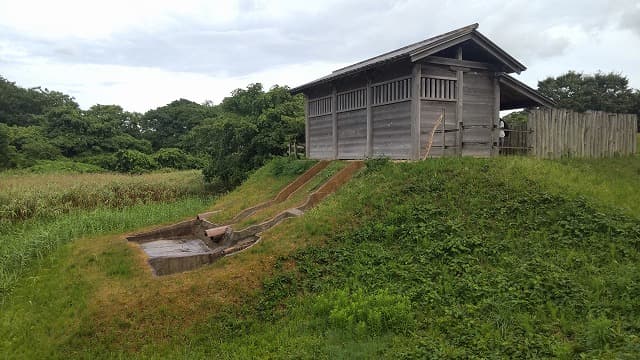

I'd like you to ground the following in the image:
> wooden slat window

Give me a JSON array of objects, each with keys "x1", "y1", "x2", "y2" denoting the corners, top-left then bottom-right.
[
  {"x1": 371, "y1": 77, "x2": 412, "y2": 106},
  {"x1": 337, "y1": 87, "x2": 367, "y2": 112},
  {"x1": 308, "y1": 96, "x2": 332, "y2": 117},
  {"x1": 421, "y1": 76, "x2": 457, "y2": 101}
]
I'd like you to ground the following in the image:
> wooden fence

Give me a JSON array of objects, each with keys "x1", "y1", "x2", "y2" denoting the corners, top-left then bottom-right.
[{"x1": 526, "y1": 109, "x2": 637, "y2": 158}]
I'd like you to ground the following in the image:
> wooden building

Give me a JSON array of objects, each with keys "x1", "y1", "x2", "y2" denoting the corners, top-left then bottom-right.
[{"x1": 291, "y1": 23, "x2": 554, "y2": 159}]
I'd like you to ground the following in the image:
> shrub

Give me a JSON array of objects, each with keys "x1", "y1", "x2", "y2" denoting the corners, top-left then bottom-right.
[
  {"x1": 113, "y1": 149, "x2": 158, "y2": 173},
  {"x1": 81, "y1": 153, "x2": 117, "y2": 171},
  {"x1": 153, "y1": 148, "x2": 203, "y2": 170},
  {"x1": 25, "y1": 160, "x2": 105, "y2": 174}
]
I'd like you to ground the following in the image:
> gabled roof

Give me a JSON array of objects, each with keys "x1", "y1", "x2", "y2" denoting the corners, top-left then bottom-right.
[{"x1": 291, "y1": 24, "x2": 527, "y2": 94}]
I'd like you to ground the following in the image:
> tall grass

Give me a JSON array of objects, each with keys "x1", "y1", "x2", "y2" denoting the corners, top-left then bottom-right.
[
  {"x1": 0, "y1": 170, "x2": 207, "y2": 223},
  {"x1": 0, "y1": 196, "x2": 213, "y2": 301}
]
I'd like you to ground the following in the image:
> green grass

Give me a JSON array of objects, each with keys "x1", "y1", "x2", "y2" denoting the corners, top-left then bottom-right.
[
  {"x1": 206, "y1": 158, "x2": 316, "y2": 224},
  {"x1": 500, "y1": 156, "x2": 640, "y2": 216},
  {"x1": 0, "y1": 170, "x2": 208, "y2": 223},
  {"x1": 235, "y1": 161, "x2": 345, "y2": 229},
  {"x1": 2, "y1": 156, "x2": 640, "y2": 358},
  {"x1": 0, "y1": 196, "x2": 214, "y2": 302},
  {"x1": 164, "y1": 157, "x2": 637, "y2": 359}
]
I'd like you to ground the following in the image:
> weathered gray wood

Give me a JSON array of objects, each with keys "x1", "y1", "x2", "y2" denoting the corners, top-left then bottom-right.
[
  {"x1": 528, "y1": 109, "x2": 636, "y2": 159},
  {"x1": 411, "y1": 63, "x2": 421, "y2": 159},
  {"x1": 456, "y1": 46, "x2": 463, "y2": 156},
  {"x1": 304, "y1": 95, "x2": 309, "y2": 158},
  {"x1": 372, "y1": 101, "x2": 412, "y2": 158},
  {"x1": 462, "y1": 70, "x2": 493, "y2": 157},
  {"x1": 492, "y1": 75, "x2": 500, "y2": 156},
  {"x1": 366, "y1": 79, "x2": 373, "y2": 157},
  {"x1": 337, "y1": 109, "x2": 367, "y2": 159},
  {"x1": 332, "y1": 87, "x2": 338, "y2": 159},
  {"x1": 424, "y1": 56, "x2": 494, "y2": 71},
  {"x1": 410, "y1": 33, "x2": 474, "y2": 62},
  {"x1": 308, "y1": 114, "x2": 334, "y2": 159}
]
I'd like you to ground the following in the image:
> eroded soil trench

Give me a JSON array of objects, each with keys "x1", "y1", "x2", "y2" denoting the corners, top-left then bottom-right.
[{"x1": 127, "y1": 161, "x2": 363, "y2": 276}]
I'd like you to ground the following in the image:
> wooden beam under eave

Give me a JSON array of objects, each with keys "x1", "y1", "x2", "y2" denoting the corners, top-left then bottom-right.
[
  {"x1": 424, "y1": 56, "x2": 495, "y2": 71},
  {"x1": 304, "y1": 94, "x2": 310, "y2": 158},
  {"x1": 411, "y1": 63, "x2": 421, "y2": 160}
]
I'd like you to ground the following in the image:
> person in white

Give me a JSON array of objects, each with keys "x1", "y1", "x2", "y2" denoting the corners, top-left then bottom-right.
[{"x1": 499, "y1": 119, "x2": 506, "y2": 148}]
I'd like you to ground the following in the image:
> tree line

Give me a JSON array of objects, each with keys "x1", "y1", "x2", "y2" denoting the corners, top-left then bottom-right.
[
  {"x1": 0, "y1": 77, "x2": 303, "y2": 190},
  {"x1": 1, "y1": 70, "x2": 638, "y2": 189}
]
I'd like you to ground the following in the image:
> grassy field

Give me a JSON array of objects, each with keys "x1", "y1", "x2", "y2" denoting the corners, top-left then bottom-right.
[
  {"x1": 0, "y1": 170, "x2": 207, "y2": 223},
  {"x1": 1, "y1": 154, "x2": 640, "y2": 358},
  {"x1": 0, "y1": 169, "x2": 218, "y2": 302}
]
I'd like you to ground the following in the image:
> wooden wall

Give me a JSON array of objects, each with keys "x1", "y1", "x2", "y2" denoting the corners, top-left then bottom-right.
[
  {"x1": 372, "y1": 101, "x2": 412, "y2": 158},
  {"x1": 528, "y1": 109, "x2": 637, "y2": 158},
  {"x1": 420, "y1": 101, "x2": 457, "y2": 157},
  {"x1": 304, "y1": 60, "x2": 500, "y2": 160},
  {"x1": 461, "y1": 70, "x2": 494, "y2": 157},
  {"x1": 337, "y1": 109, "x2": 367, "y2": 159},
  {"x1": 420, "y1": 64, "x2": 459, "y2": 158},
  {"x1": 308, "y1": 114, "x2": 334, "y2": 159}
]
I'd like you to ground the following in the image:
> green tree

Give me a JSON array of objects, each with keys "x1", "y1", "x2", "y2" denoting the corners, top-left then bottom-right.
[
  {"x1": 113, "y1": 149, "x2": 157, "y2": 173},
  {"x1": 201, "y1": 115, "x2": 259, "y2": 188},
  {"x1": 140, "y1": 99, "x2": 217, "y2": 151},
  {"x1": 154, "y1": 147, "x2": 203, "y2": 169},
  {"x1": 199, "y1": 84, "x2": 305, "y2": 189},
  {"x1": 0, "y1": 76, "x2": 79, "y2": 126},
  {"x1": 538, "y1": 71, "x2": 638, "y2": 113},
  {"x1": 0, "y1": 123, "x2": 12, "y2": 169}
]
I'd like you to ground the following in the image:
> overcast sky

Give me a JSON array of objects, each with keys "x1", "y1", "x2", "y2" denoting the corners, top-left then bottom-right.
[{"x1": 1, "y1": 0, "x2": 639, "y2": 112}]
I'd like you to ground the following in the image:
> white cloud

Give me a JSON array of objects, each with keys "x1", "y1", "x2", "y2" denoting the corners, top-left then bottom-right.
[
  {"x1": 1, "y1": 0, "x2": 639, "y2": 112},
  {"x1": 2, "y1": 55, "x2": 342, "y2": 112}
]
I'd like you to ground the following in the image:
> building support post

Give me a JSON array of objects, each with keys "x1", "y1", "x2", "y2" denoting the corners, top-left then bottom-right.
[
  {"x1": 456, "y1": 46, "x2": 464, "y2": 156},
  {"x1": 366, "y1": 78, "x2": 373, "y2": 158},
  {"x1": 331, "y1": 87, "x2": 338, "y2": 159},
  {"x1": 492, "y1": 75, "x2": 501, "y2": 156},
  {"x1": 411, "y1": 63, "x2": 422, "y2": 160},
  {"x1": 304, "y1": 95, "x2": 310, "y2": 158}
]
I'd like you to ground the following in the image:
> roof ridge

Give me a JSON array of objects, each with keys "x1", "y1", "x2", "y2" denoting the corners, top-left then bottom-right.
[{"x1": 332, "y1": 23, "x2": 479, "y2": 74}]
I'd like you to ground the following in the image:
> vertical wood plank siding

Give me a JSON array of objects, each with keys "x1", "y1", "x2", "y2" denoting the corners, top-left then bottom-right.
[
  {"x1": 421, "y1": 76, "x2": 457, "y2": 101},
  {"x1": 371, "y1": 77, "x2": 412, "y2": 106},
  {"x1": 308, "y1": 96, "x2": 332, "y2": 117},
  {"x1": 420, "y1": 101, "x2": 457, "y2": 157},
  {"x1": 528, "y1": 109, "x2": 637, "y2": 158},
  {"x1": 462, "y1": 70, "x2": 494, "y2": 157},
  {"x1": 337, "y1": 87, "x2": 367, "y2": 112}
]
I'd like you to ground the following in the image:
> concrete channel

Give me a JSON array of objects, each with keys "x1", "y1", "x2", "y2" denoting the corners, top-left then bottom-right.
[{"x1": 128, "y1": 161, "x2": 363, "y2": 276}]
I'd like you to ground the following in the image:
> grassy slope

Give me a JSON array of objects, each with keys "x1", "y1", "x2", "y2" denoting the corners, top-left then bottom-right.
[{"x1": 2, "y1": 156, "x2": 640, "y2": 358}]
